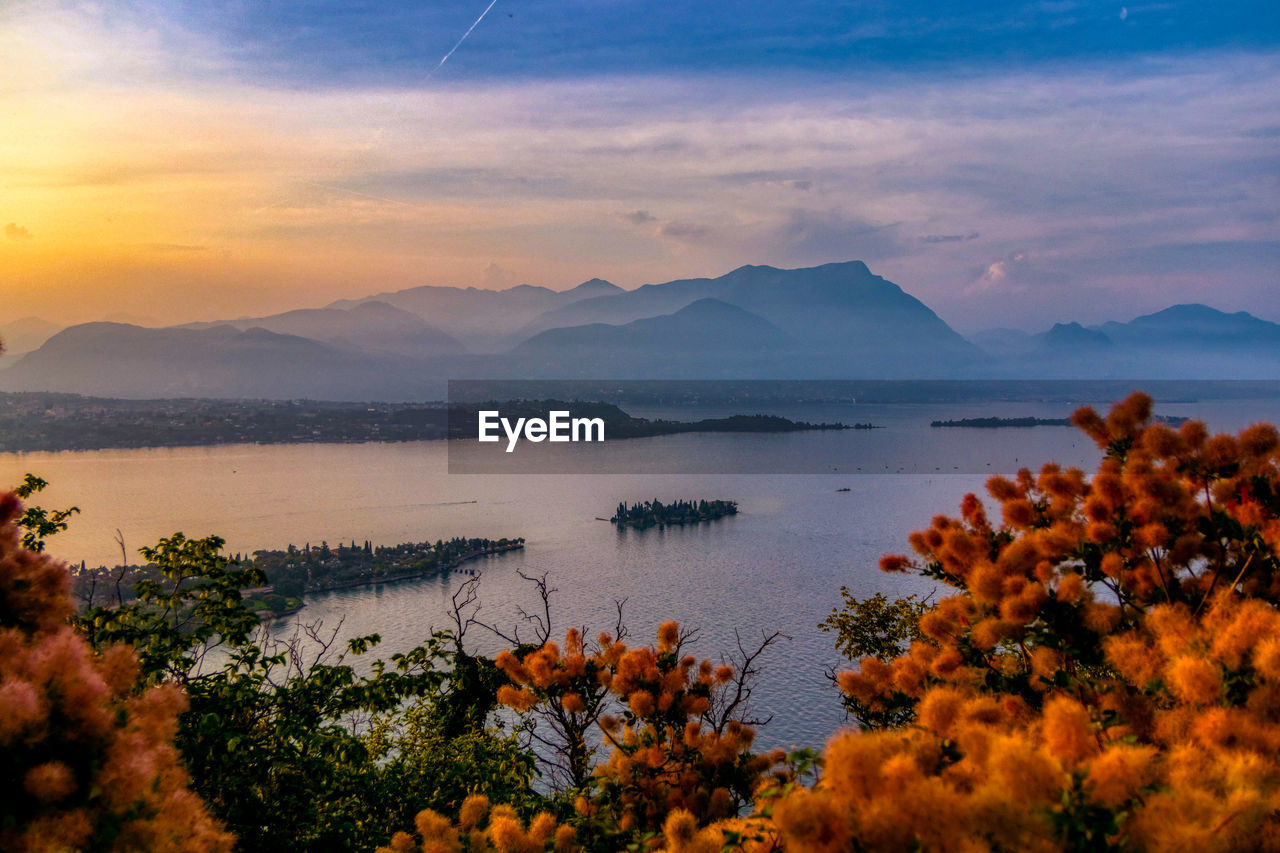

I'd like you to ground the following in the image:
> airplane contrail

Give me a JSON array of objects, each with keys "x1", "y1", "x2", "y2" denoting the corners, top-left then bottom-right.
[
  {"x1": 428, "y1": 0, "x2": 500, "y2": 79},
  {"x1": 299, "y1": 180, "x2": 427, "y2": 210},
  {"x1": 254, "y1": 3, "x2": 502, "y2": 215}
]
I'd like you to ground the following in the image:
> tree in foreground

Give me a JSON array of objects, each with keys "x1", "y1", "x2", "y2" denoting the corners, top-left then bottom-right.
[
  {"x1": 761, "y1": 392, "x2": 1280, "y2": 851},
  {"x1": 77, "y1": 531, "x2": 539, "y2": 852},
  {"x1": 377, "y1": 620, "x2": 792, "y2": 853},
  {"x1": 0, "y1": 490, "x2": 233, "y2": 852},
  {"x1": 383, "y1": 393, "x2": 1280, "y2": 851}
]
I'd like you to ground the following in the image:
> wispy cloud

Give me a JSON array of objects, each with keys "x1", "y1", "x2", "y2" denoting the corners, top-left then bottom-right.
[{"x1": 1, "y1": 3, "x2": 1277, "y2": 330}]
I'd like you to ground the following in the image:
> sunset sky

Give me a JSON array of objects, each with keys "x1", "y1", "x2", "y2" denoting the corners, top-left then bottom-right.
[{"x1": 2, "y1": 0, "x2": 1277, "y2": 332}]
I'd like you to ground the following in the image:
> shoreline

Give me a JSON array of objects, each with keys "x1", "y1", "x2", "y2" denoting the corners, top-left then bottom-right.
[{"x1": 300, "y1": 542, "x2": 523, "y2": 596}]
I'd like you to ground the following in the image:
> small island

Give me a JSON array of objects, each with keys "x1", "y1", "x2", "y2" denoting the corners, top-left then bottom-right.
[
  {"x1": 931, "y1": 414, "x2": 1188, "y2": 428},
  {"x1": 72, "y1": 535, "x2": 524, "y2": 617},
  {"x1": 610, "y1": 498, "x2": 738, "y2": 530},
  {"x1": 931, "y1": 416, "x2": 1072, "y2": 428}
]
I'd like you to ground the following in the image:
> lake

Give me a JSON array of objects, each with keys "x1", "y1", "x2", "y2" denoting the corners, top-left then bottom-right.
[{"x1": 6, "y1": 393, "x2": 1280, "y2": 751}]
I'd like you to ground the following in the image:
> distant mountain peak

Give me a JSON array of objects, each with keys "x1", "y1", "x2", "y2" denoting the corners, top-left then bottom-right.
[
  {"x1": 0, "y1": 316, "x2": 64, "y2": 355},
  {"x1": 670, "y1": 297, "x2": 764, "y2": 319},
  {"x1": 570, "y1": 277, "x2": 621, "y2": 293},
  {"x1": 1131, "y1": 303, "x2": 1254, "y2": 323},
  {"x1": 1041, "y1": 322, "x2": 1112, "y2": 348},
  {"x1": 724, "y1": 259, "x2": 872, "y2": 278},
  {"x1": 349, "y1": 300, "x2": 411, "y2": 315}
]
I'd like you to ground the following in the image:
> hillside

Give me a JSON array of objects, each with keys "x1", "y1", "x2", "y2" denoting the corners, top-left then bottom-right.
[{"x1": 508, "y1": 298, "x2": 794, "y2": 377}]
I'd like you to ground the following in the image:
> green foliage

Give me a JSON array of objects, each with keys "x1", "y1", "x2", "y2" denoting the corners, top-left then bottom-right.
[
  {"x1": 821, "y1": 589, "x2": 930, "y2": 662},
  {"x1": 78, "y1": 533, "x2": 265, "y2": 680},
  {"x1": 364, "y1": 697, "x2": 539, "y2": 831},
  {"x1": 77, "y1": 530, "x2": 536, "y2": 852},
  {"x1": 11, "y1": 473, "x2": 78, "y2": 552},
  {"x1": 821, "y1": 589, "x2": 933, "y2": 730}
]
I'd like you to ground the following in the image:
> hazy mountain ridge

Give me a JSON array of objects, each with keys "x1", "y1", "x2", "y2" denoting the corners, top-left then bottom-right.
[
  {"x1": 1098, "y1": 304, "x2": 1280, "y2": 347},
  {"x1": 327, "y1": 277, "x2": 623, "y2": 352},
  {"x1": 4, "y1": 268, "x2": 1278, "y2": 401},
  {"x1": 520, "y1": 261, "x2": 970, "y2": 340},
  {"x1": 508, "y1": 298, "x2": 795, "y2": 378},
  {"x1": 0, "y1": 317, "x2": 63, "y2": 357},
  {"x1": 511, "y1": 261, "x2": 981, "y2": 377},
  {"x1": 968, "y1": 303, "x2": 1280, "y2": 378},
  {"x1": 0, "y1": 322, "x2": 465, "y2": 399},
  {"x1": 180, "y1": 301, "x2": 466, "y2": 358}
]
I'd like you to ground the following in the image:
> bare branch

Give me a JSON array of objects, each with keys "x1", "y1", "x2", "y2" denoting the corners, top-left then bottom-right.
[
  {"x1": 457, "y1": 574, "x2": 525, "y2": 647},
  {"x1": 113, "y1": 529, "x2": 127, "y2": 607},
  {"x1": 613, "y1": 598, "x2": 629, "y2": 644},
  {"x1": 449, "y1": 575, "x2": 482, "y2": 641},
  {"x1": 706, "y1": 629, "x2": 789, "y2": 734},
  {"x1": 514, "y1": 571, "x2": 556, "y2": 645}
]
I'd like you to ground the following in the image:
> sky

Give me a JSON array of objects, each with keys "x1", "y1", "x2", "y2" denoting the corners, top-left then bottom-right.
[{"x1": 1, "y1": 0, "x2": 1277, "y2": 333}]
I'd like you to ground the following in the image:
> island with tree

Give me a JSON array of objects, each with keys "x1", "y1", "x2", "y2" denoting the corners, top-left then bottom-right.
[
  {"x1": 930, "y1": 416, "x2": 1073, "y2": 428},
  {"x1": 609, "y1": 498, "x2": 738, "y2": 530},
  {"x1": 931, "y1": 414, "x2": 1188, "y2": 428},
  {"x1": 72, "y1": 534, "x2": 525, "y2": 617}
]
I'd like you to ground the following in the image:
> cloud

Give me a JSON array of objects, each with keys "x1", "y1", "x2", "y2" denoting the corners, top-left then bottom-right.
[
  {"x1": 962, "y1": 251, "x2": 1081, "y2": 300},
  {"x1": 966, "y1": 252, "x2": 1029, "y2": 293},
  {"x1": 771, "y1": 209, "x2": 907, "y2": 263},
  {"x1": 142, "y1": 243, "x2": 207, "y2": 252},
  {"x1": 482, "y1": 262, "x2": 519, "y2": 288},
  {"x1": 660, "y1": 221, "x2": 713, "y2": 242},
  {"x1": 4, "y1": 223, "x2": 30, "y2": 240},
  {"x1": 624, "y1": 210, "x2": 658, "y2": 225},
  {"x1": 4, "y1": 9, "x2": 1279, "y2": 330}
]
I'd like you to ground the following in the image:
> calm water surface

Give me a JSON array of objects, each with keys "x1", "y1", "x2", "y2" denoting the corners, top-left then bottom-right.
[{"x1": 6, "y1": 397, "x2": 1279, "y2": 750}]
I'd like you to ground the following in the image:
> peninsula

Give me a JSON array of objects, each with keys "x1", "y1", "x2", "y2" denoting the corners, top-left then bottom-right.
[
  {"x1": 0, "y1": 392, "x2": 873, "y2": 452},
  {"x1": 72, "y1": 535, "x2": 524, "y2": 617}
]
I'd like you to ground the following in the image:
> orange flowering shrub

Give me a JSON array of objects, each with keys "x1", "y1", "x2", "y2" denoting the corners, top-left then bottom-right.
[
  {"x1": 495, "y1": 622, "x2": 786, "y2": 839},
  {"x1": 0, "y1": 491, "x2": 232, "y2": 852},
  {"x1": 384, "y1": 622, "x2": 788, "y2": 851},
  {"x1": 388, "y1": 394, "x2": 1280, "y2": 852},
  {"x1": 707, "y1": 392, "x2": 1280, "y2": 851},
  {"x1": 375, "y1": 794, "x2": 579, "y2": 853}
]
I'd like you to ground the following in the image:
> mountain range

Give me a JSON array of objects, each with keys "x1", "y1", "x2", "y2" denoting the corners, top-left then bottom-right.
[
  {"x1": 0, "y1": 317, "x2": 63, "y2": 358},
  {"x1": 329, "y1": 277, "x2": 623, "y2": 352},
  {"x1": 2, "y1": 262, "x2": 1278, "y2": 399},
  {"x1": 970, "y1": 304, "x2": 1280, "y2": 379}
]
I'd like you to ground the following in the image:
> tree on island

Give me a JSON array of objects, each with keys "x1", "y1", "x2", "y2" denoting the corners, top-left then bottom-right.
[{"x1": 611, "y1": 498, "x2": 738, "y2": 529}]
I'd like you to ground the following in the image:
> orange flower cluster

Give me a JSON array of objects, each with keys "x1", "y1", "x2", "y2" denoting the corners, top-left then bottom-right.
[
  {"x1": 705, "y1": 393, "x2": 1280, "y2": 851},
  {"x1": 375, "y1": 794, "x2": 577, "y2": 853},
  {"x1": 0, "y1": 492, "x2": 232, "y2": 853},
  {"x1": 497, "y1": 622, "x2": 784, "y2": 834},
  {"x1": 494, "y1": 627, "x2": 608, "y2": 719}
]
